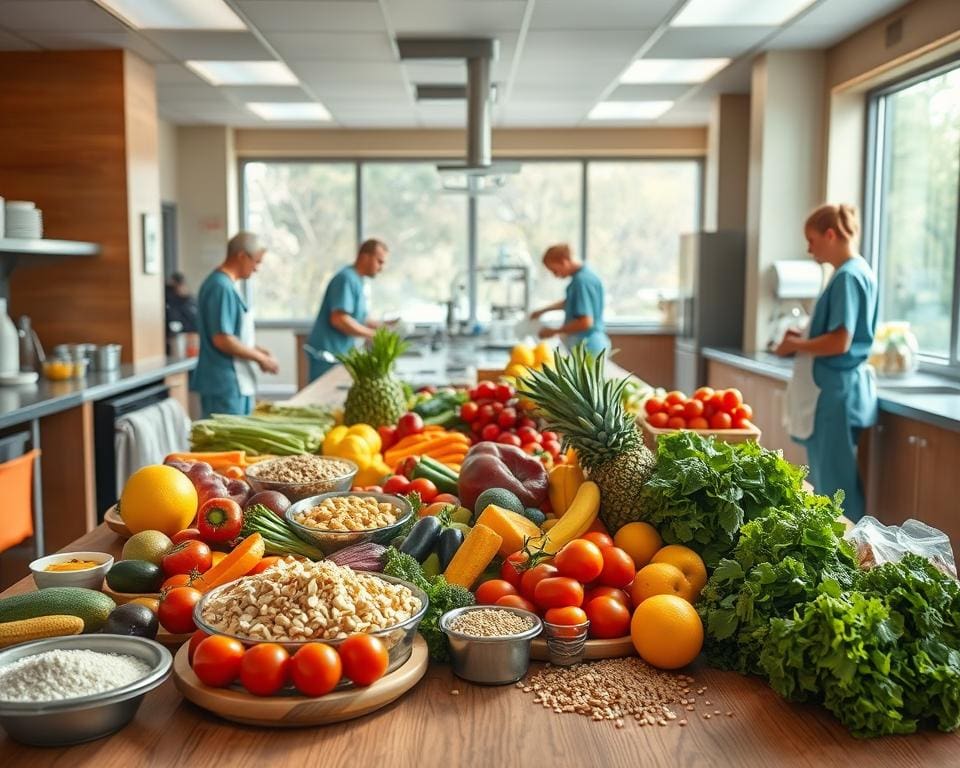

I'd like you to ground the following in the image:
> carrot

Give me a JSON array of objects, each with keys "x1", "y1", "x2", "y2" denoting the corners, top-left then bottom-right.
[
  {"x1": 419, "y1": 436, "x2": 471, "y2": 454},
  {"x1": 193, "y1": 534, "x2": 265, "y2": 593},
  {"x1": 165, "y1": 450, "x2": 246, "y2": 471},
  {"x1": 422, "y1": 425, "x2": 446, "y2": 433},
  {"x1": 384, "y1": 435, "x2": 436, "y2": 465},
  {"x1": 430, "y1": 451, "x2": 468, "y2": 464}
]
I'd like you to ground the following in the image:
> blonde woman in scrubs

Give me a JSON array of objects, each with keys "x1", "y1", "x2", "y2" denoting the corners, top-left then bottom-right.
[{"x1": 775, "y1": 204, "x2": 878, "y2": 521}]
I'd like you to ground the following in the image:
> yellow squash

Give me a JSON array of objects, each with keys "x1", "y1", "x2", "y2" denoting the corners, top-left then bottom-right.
[
  {"x1": 443, "y1": 523, "x2": 503, "y2": 589},
  {"x1": 548, "y1": 463, "x2": 585, "y2": 517}
]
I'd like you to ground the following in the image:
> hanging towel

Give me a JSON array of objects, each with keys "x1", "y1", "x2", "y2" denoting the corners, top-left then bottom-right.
[{"x1": 115, "y1": 397, "x2": 190, "y2": 496}]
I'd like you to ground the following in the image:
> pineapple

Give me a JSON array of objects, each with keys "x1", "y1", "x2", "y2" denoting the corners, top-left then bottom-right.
[
  {"x1": 337, "y1": 329, "x2": 409, "y2": 427},
  {"x1": 517, "y1": 346, "x2": 655, "y2": 533}
]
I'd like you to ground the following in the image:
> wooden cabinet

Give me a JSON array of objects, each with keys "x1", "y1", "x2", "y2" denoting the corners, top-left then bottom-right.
[
  {"x1": 867, "y1": 412, "x2": 960, "y2": 543},
  {"x1": 706, "y1": 360, "x2": 806, "y2": 466}
]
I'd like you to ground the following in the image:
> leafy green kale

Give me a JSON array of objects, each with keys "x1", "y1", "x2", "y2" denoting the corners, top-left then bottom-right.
[
  {"x1": 697, "y1": 492, "x2": 858, "y2": 675},
  {"x1": 382, "y1": 545, "x2": 475, "y2": 662},
  {"x1": 760, "y1": 555, "x2": 960, "y2": 738},
  {"x1": 641, "y1": 432, "x2": 807, "y2": 568}
]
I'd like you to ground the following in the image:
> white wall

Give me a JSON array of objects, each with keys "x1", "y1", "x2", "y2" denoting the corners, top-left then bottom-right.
[{"x1": 157, "y1": 118, "x2": 178, "y2": 204}]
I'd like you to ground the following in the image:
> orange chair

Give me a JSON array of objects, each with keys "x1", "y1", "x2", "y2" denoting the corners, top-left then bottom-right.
[{"x1": 0, "y1": 447, "x2": 40, "y2": 554}]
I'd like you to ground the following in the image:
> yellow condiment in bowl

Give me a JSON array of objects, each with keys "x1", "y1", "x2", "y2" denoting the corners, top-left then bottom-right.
[{"x1": 44, "y1": 559, "x2": 100, "y2": 572}]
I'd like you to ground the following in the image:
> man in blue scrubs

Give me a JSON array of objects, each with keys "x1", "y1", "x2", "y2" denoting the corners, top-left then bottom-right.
[
  {"x1": 530, "y1": 244, "x2": 611, "y2": 355},
  {"x1": 307, "y1": 238, "x2": 389, "y2": 381},
  {"x1": 190, "y1": 232, "x2": 279, "y2": 417}
]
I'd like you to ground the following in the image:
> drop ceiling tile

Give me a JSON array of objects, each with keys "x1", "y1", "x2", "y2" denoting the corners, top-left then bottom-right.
[
  {"x1": 263, "y1": 31, "x2": 395, "y2": 61},
  {"x1": 155, "y1": 62, "x2": 205, "y2": 84},
  {"x1": 516, "y1": 29, "x2": 650, "y2": 82},
  {"x1": 142, "y1": 31, "x2": 273, "y2": 60},
  {"x1": 220, "y1": 85, "x2": 312, "y2": 101},
  {"x1": 508, "y1": 79, "x2": 609, "y2": 100},
  {"x1": 530, "y1": 0, "x2": 675, "y2": 30},
  {"x1": 156, "y1": 82, "x2": 224, "y2": 101},
  {"x1": 386, "y1": 0, "x2": 526, "y2": 34},
  {"x1": 0, "y1": 29, "x2": 36, "y2": 50},
  {"x1": 310, "y1": 80, "x2": 411, "y2": 103},
  {"x1": 0, "y1": 1, "x2": 125, "y2": 32},
  {"x1": 645, "y1": 27, "x2": 773, "y2": 58},
  {"x1": 23, "y1": 30, "x2": 171, "y2": 62},
  {"x1": 235, "y1": 1, "x2": 386, "y2": 33},
  {"x1": 290, "y1": 59, "x2": 405, "y2": 84},
  {"x1": 608, "y1": 83, "x2": 694, "y2": 100},
  {"x1": 786, "y1": 0, "x2": 908, "y2": 28},
  {"x1": 765, "y1": 26, "x2": 843, "y2": 49}
]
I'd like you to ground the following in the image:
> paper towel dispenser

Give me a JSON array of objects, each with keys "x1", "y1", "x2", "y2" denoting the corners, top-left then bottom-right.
[{"x1": 772, "y1": 260, "x2": 823, "y2": 299}]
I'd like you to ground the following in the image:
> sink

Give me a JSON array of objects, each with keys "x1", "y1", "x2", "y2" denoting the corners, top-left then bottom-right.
[{"x1": 879, "y1": 384, "x2": 960, "y2": 396}]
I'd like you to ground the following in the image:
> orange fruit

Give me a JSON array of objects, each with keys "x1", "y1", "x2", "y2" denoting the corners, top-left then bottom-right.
[
  {"x1": 631, "y1": 562, "x2": 699, "y2": 604},
  {"x1": 119, "y1": 465, "x2": 198, "y2": 536},
  {"x1": 613, "y1": 522, "x2": 663, "y2": 569},
  {"x1": 651, "y1": 545, "x2": 707, "y2": 600},
  {"x1": 631, "y1": 594, "x2": 703, "y2": 669}
]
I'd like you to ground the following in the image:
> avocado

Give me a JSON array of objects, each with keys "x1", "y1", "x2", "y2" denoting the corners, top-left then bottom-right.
[
  {"x1": 0, "y1": 587, "x2": 116, "y2": 632},
  {"x1": 522, "y1": 507, "x2": 547, "y2": 526},
  {"x1": 474, "y1": 488, "x2": 524, "y2": 516},
  {"x1": 105, "y1": 560, "x2": 164, "y2": 594},
  {"x1": 102, "y1": 603, "x2": 159, "y2": 639}
]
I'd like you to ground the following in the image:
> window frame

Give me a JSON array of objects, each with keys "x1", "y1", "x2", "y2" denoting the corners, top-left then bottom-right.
[
  {"x1": 239, "y1": 155, "x2": 705, "y2": 329},
  {"x1": 863, "y1": 54, "x2": 960, "y2": 376}
]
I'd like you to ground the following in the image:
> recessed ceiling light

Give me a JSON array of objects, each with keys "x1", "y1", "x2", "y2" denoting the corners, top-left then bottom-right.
[
  {"x1": 186, "y1": 61, "x2": 299, "y2": 86},
  {"x1": 671, "y1": 0, "x2": 817, "y2": 26},
  {"x1": 588, "y1": 101, "x2": 674, "y2": 120},
  {"x1": 621, "y1": 58, "x2": 730, "y2": 84},
  {"x1": 247, "y1": 102, "x2": 332, "y2": 121},
  {"x1": 96, "y1": 0, "x2": 245, "y2": 30}
]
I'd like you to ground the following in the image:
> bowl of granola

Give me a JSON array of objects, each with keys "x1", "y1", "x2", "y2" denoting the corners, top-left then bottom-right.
[{"x1": 245, "y1": 455, "x2": 357, "y2": 502}]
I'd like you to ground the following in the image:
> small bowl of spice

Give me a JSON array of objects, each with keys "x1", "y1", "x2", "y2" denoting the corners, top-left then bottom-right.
[
  {"x1": 441, "y1": 605, "x2": 542, "y2": 685},
  {"x1": 245, "y1": 454, "x2": 358, "y2": 502},
  {"x1": 0, "y1": 634, "x2": 172, "y2": 746},
  {"x1": 285, "y1": 491, "x2": 413, "y2": 555},
  {"x1": 29, "y1": 551, "x2": 114, "y2": 591}
]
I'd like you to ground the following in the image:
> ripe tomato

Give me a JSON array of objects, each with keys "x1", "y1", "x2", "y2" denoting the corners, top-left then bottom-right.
[
  {"x1": 500, "y1": 552, "x2": 529, "y2": 588},
  {"x1": 534, "y1": 577, "x2": 584, "y2": 609},
  {"x1": 476, "y1": 404, "x2": 496, "y2": 425},
  {"x1": 734, "y1": 404, "x2": 754, "y2": 421},
  {"x1": 544, "y1": 606, "x2": 589, "y2": 626},
  {"x1": 497, "y1": 433, "x2": 522, "y2": 448},
  {"x1": 585, "y1": 596, "x2": 631, "y2": 639},
  {"x1": 339, "y1": 634, "x2": 388, "y2": 686},
  {"x1": 644, "y1": 397, "x2": 666, "y2": 415},
  {"x1": 475, "y1": 579, "x2": 518, "y2": 605},
  {"x1": 377, "y1": 425, "x2": 398, "y2": 450},
  {"x1": 693, "y1": 387, "x2": 715, "y2": 402},
  {"x1": 481, "y1": 423, "x2": 501, "y2": 441},
  {"x1": 710, "y1": 411, "x2": 733, "y2": 430},
  {"x1": 491, "y1": 401, "x2": 505, "y2": 415},
  {"x1": 240, "y1": 643, "x2": 290, "y2": 696},
  {"x1": 193, "y1": 635, "x2": 245, "y2": 688},
  {"x1": 434, "y1": 493, "x2": 460, "y2": 506},
  {"x1": 520, "y1": 563, "x2": 559, "y2": 601},
  {"x1": 475, "y1": 381, "x2": 497, "y2": 400},
  {"x1": 162, "y1": 572, "x2": 198, "y2": 590},
  {"x1": 721, "y1": 388, "x2": 743, "y2": 413},
  {"x1": 197, "y1": 497, "x2": 243, "y2": 543},
  {"x1": 518, "y1": 417, "x2": 538, "y2": 431},
  {"x1": 683, "y1": 399, "x2": 705, "y2": 419},
  {"x1": 598, "y1": 546, "x2": 637, "y2": 588},
  {"x1": 554, "y1": 539, "x2": 604, "y2": 583},
  {"x1": 702, "y1": 403, "x2": 717, "y2": 420},
  {"x1": 171, "y1": 528, "x2": 201, "y2": 545},
  {"x1": 707, "y1": 392, "x2": 726, "y2": 412},
  {"x1": 516, "y1": 426, "x2": 541, "y2": 445},
  {"x1": 668, "y1": 403, "x2": 686, "y2": 418},
  {"x1": 734, "y1": 418, "x2": 754, "y2": 430},
  {"x1": 667, "y1": 416, "x2": 687, "y2": 430},
  {"x1": 291, "y1": 643, "x2": 342, "y2": 697},
  {"x1": 496, "y1": 594, "x2": 538, "y2": 612},
  {"x1": 459, "y1": 401, "x2": 479, "y2": 423},
  {"x1": 582, "y1": 531, "x2": 614, "y2": 549},
  {"x1": 541, "y1": 431, "x2": 560, "y2": 443},
  {"x1": 542, "y1": 439, "x2": 562, "y2": 457},
  {"x1": 162, "y1": 540, "x2": 212, "y2": 577},
  {"x1": 648, "y1": 412, "x2": 670, "y2": 429},
  {"x1": 158, "y1": 586, "x2": 202, "y2": 634},
  {"x1": 688, "y1": 417, "x2": 709, "y2": 430},
  {"x1": 396, "y1": 412, "x2": 425, "y2": 439},
  {"x1": 382, "y1": 475, "x2": 412, "y2": 495},
  {"x1": 664, "y1": 390, "x2": 687, "y2": 406},
  {"x1": 583, "y1": 585, "x2": 631, "y2": 609},
  {"x1": 494, "y1": 383, "x2": 514, "y2": 403},
  {"x1": 407, "y1": 477, "x2": 438, "y2": 504},
  {"x1": 249, "y1": 556, "x2": 282, "y2": 575},
  {"x1": 188, "y1": 629, "x2": 210, "y2": 664},
  {"x1": 498, "y1": 407, "x2": 518, "y2": 429}
]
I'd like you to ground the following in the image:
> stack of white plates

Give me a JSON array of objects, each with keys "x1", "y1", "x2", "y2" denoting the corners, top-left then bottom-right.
[{"x1": 4, "y1": 201, "x2": 42, "y2": 239}]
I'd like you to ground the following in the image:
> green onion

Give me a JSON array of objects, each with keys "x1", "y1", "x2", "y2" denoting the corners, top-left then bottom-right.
[{"x1": 241, "y1": 504, "x2": 326, "y2": 560}]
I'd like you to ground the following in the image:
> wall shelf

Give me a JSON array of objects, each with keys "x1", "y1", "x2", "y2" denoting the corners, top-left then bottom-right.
[{"x1": 0, "y1": 238, "x2": 101, "y2": 298}]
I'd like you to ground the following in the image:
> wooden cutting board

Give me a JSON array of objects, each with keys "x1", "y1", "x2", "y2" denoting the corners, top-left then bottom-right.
[
  {"x1": 530, "y1": 634, "x2": 635, "y2": 662},
  {"x1": 173, "y1": 634, "x2": 429, "y2": 726}
]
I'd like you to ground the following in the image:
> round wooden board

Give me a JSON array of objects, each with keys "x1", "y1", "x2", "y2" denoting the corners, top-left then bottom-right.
[
  {"x1": 173, "y1": 634, "x2": 429, "y2": 726},
  {"x1": 157, "y1": 626, "x2": 193, "y2": 647},
  {"x1": 530, "y1": 634, "x2": 635, "y2": 662},
  {"x1": 102, "y1": 583, "x2": 161, "y2": 604},
  {"x1": 104, "y1": 505, "x2": 131, "y2": 539}
]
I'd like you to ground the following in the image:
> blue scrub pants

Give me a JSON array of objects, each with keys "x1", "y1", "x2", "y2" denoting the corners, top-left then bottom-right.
[{"x1": 200, "y1": 394, "x2": 252, "y2": 418}]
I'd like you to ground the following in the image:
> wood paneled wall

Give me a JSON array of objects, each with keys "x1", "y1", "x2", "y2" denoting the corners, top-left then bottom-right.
[
  {"x1": 0, "y1": 50, "x2": 163, "y2": 363},
  {"x1": 608, "y1": 333, "x2": 675, "y2": 390}
]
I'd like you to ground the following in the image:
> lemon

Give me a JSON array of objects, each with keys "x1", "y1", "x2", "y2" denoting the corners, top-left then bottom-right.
[{"x1": 510, "y1": 344, "x2": 535, "y2": 367}]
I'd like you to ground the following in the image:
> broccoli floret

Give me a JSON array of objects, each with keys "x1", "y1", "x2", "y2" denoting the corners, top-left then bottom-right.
[
  {"x1": 421, "y1": 576, "x2": 475, "y2": 662},
  {"x1": 383, "y1": 546, "x2": 429, "y2": 590}
]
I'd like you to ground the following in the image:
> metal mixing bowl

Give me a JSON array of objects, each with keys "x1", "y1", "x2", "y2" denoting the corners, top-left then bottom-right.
[
  {"x1": 441, "y1": 605, "x2": 542, "y2": 685},
  {"x1": 0, "y1": 634, "x2": 172, "y2": 747},
  {"x1": 285, "y1": 491, "x2": 413, "y2": 555}
]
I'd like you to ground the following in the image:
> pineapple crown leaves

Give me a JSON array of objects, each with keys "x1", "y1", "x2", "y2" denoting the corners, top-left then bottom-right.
[
  {"x1": 516, "y1": 344, "x2": 641, "y2": 469},
  {"x1": 335, "y1": 328, "x2": 409, "y2": 381}
]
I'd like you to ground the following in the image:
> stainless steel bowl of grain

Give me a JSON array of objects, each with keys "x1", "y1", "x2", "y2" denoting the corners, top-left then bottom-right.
[
  {"x1": 245, "y1": 455, "x2": 358, "y2": 502},
  {"x1": 0, "y1": 634, "x2": 172, "y2": 747},
  {"x1": 441, "y1": 605, "x2": 542, "y2": 685}
]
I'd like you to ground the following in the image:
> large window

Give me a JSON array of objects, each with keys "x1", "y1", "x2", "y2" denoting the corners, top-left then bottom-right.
[{"x1": 868, "y1": 59, "x2": 960, "y2": 364}]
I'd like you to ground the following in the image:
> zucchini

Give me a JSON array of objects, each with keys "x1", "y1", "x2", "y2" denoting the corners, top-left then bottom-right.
[
  {"x1": 412, "y1": 457, "x2": 459, "y2": 495},
  {"x1": 399, "y1": 516, "x2": 442, "y2": 563},
  {"x1": 0, "y1": 588, "x2": 116, "y2": 633}
]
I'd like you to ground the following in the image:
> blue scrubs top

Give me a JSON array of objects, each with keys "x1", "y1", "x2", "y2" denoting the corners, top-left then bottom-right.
[
  {"x1": 308, "y1": 266, "x2": 367, "y2": 381},
  {"x1": 565, "y1": 264, "x2": 611, "y2": 355},
  {"x1": 190, "y1": 270, "x2": 246, "y2": 397}
]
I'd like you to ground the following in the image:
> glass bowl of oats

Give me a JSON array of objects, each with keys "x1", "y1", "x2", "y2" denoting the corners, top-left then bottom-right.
[
  {"x1": 245, "y1": 455, "x2": 358, "y2": 502},
  {"x1": 284, "y1": 491, "x2": 413, "y2": 555}
]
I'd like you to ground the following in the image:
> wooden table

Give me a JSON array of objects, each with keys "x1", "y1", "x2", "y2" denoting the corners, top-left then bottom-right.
[{"x1": 1, "y1": 525, "x2": 957, "y2": 766}]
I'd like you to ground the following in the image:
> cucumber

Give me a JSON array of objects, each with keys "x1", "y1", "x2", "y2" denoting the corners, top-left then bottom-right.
[
  {"x1": 106, "y1": 560, "x2": 164, "y2": 594},
  {"x1": 420, "y1": 455, "x2": 459, "y2": 482},
  {"x1": 0, "y1": 588, "x2": 116, "y2": 633},
  {"x1": 412, "y1": 460, "x2": 459, "y2": 495}
]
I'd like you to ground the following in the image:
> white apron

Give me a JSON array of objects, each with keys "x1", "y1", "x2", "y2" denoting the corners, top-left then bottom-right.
[
  {"x1": 234, "y1": 299, "x2": 257, "y2": 397},
  {"x1": 785, "y1": 328, "x2": 819, "y2": 440}
]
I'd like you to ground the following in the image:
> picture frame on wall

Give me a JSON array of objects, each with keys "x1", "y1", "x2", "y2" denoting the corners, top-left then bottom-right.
[{"x1": 142, "y1": 211, "x2": 160, "y2": 275}]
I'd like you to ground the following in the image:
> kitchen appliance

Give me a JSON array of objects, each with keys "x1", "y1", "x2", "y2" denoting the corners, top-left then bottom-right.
[
  {"x1": 767, "y1": 260, "x2": 822, "y2": 348},
  {"x1": 675, "y1": 231, "x2": 747, "y2": 394}
]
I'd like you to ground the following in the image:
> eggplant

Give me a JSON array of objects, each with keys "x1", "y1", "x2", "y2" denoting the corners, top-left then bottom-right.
[
  {"x1": 399, "y1": 516, "x2": 442, "y2": 563},
  {"x1": 436, "y1": 527, "x2": 465, "y2": 571}
]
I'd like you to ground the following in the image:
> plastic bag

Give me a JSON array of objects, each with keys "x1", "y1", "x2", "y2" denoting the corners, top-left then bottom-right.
[{"x1": 845, "y1": 516, "x2": 956, "y2": 578}]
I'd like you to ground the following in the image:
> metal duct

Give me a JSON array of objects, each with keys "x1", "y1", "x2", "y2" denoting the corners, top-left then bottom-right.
[{"x1": 466, "y1": 55, "x2": 491, "y2": 168}]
